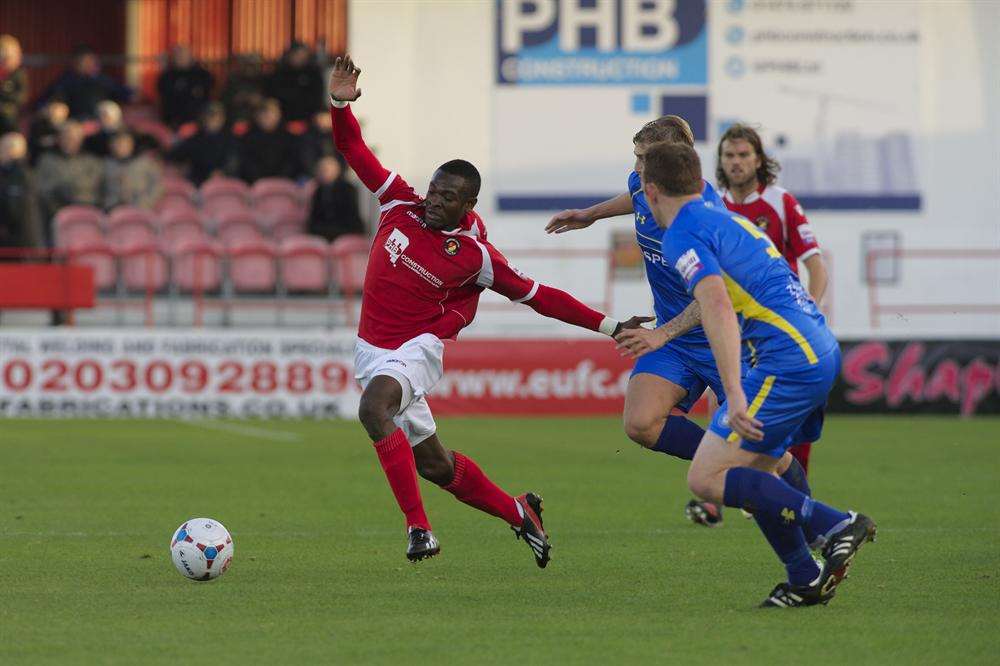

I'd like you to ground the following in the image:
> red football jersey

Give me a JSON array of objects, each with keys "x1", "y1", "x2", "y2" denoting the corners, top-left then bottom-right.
[
  {"x1": 332, "y1": 104, "x2": 609, "y2": 349},
  {"x1": 719, "y1": 184, "x2": 820, "y2": 275}
]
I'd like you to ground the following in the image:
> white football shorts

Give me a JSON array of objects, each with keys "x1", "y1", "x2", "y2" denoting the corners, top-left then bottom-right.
[{"x1": 354, "y1": 333, "x2": 445, "y2": 446}]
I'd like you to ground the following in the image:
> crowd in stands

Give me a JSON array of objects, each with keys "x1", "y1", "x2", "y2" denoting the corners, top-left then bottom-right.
[{"x1": 0, "y1": 35, "x2": 366, "y2": 267}]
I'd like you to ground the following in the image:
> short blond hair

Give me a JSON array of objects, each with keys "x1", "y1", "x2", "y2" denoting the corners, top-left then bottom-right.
[{"x1": 633, "y1": 115, "x2": 695, "y2": 148}]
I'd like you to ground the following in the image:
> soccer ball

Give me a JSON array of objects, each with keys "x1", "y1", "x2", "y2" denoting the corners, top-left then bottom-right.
[{"x1": 169, "y1": 518, "x2": 234, "y2": 581}]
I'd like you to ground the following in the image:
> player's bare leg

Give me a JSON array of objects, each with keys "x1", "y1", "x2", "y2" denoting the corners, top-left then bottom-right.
[
  {"x1": 413, "y1": 435, "x2": 551, "y2": 568},
  {"x1": 358, "y1": 375, "x2": 438, "y2": 562},
  {"x1": 624, "y1": 374, "x2": 725, "y2": 525}
]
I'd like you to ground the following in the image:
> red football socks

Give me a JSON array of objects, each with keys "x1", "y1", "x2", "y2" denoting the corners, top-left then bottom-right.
[
  {"x1": 373, "y1": 428, "x2": 430, "y2": 531},
  {"x1": 789, "y1": 442, "x2": 812, "y2": 475},
  {"x1": 443, "y1": 451, "x2": 522, "y2": 527}
]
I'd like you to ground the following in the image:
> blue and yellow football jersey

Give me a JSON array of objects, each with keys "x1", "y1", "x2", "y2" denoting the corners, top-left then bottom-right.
[
  {"x1": 660, "y1": 200, "x2": 838, "y2": 373},
  {"x1": 628, "y1": 171, "x2": 723, "y2": 347}
]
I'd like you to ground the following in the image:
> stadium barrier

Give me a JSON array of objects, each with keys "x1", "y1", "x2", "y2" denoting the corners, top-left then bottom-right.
[{"x1": 1, "y1": 330, "x2": 996, "y2": 418}]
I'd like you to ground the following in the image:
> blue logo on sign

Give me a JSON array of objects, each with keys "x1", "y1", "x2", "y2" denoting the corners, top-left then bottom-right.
[{"x1": 496, "y1": 0, "x2": 707, "y2": 85}]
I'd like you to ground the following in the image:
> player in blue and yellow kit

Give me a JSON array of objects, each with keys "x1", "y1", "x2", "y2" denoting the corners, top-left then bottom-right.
[
  {"x1": 637, "y1": 141, "x2": 876, "y2": 607},
  {"x1": 548, "y1": 117, "x2": 811, "y2": 529}
]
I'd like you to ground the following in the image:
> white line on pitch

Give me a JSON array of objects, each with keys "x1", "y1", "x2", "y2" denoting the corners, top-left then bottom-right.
[{"x1": 176, "y1": 419, "x2": 303, "y2": 443}]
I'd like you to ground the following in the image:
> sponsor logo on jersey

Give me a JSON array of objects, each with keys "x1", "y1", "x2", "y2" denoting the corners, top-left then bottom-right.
[
  {"x1": 384, "y1": 228, "x2": 410, "y2": 265},
  {"x1": 444, "y1": 238, "x2": 461, "y2": 256},
  {"x1": 641, "y1": 249, "x2": 669, "y2": 267},
  {"x1": 798, "y1": 223, "x2": 817, "y2": 245},
  {"x1": 674, "y1": 249, "x2": 703, "y2": 284}
]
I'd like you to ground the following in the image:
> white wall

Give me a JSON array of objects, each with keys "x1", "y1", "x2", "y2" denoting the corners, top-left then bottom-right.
[{"x1": 348, "y1": 0, "x2": 1000, "y2": 339}]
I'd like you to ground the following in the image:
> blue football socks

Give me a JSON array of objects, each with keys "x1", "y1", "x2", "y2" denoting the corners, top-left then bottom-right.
[
  {"x1": 723, "y1": 467, "x2": 851, "y2": 538},
  {"x1": 754, "y1": 513, "x2": 820, "y2": 586},
  {"x1": 650, "y1": 415, "x2": 703, "y2": 460},
  {"x1": 778, "y1": 457, "x2": 818, "y2": 545}
]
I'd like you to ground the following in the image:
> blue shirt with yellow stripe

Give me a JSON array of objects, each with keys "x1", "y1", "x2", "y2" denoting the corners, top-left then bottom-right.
[
  {"x1": 628, "y1": 171, "x2": 723, "y2": 348},
  {"x1": 661, "y1": 200, "x2": 838, "y2": 372}
]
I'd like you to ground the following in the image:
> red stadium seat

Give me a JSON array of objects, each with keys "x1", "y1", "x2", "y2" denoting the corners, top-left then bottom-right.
[
  {"x1": 201, "y1": 176, "x2": 249, "y2": 199},
  {"x1": 170, "y1": 238, "x2": 223, "y2": 293},
  {"x1": 228, "y1": 238, "x2": 278, "y2": 293},
  {"x1": 107, "y1": 207, "x2": 158, "y2": 248},
  {"x1": 117, "y1": 240, "x2": 169, "y2": 293},
  {"x1": 216, "y1": 210, "x2": 262, "y2": 245},
  {"x1": 156, "y1": 178, "x2": 197, "y2": 213},
  {"x1": 259, "y1": 201, "x2": 307, "y2": 237},
  {"x1": 203, "y1": 196, "x2": 252, "y2": 222},
  {"x1": 159, "y1": 210, "x2": 208, "y2": 251},
  {"x1": 330, "y1": 234, "x2": 371, "y2": 295},
  {"x1": 54, "y1": 206, "x2": 105, "y2": 247},
  {"x1": 252, "y1": 177, "x2": 301, "y2": 203},
  {"x1": 201, "y1": 177, "x2": 250, "y2": 221},
  {"x1": 66, "y1": 239, "x2": 116, "y2": 292},
  {"x1": 279, "y1": 235, "x2": 329, "y2": 293}
]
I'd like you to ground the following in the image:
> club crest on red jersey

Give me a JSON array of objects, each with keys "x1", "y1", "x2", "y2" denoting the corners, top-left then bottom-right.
[
  {"x1": 444, "y1": 238, "x2": 461, "y2": 256},
  {"x1": 754, "y1": 216, "x2": 770, "y2": 229}
]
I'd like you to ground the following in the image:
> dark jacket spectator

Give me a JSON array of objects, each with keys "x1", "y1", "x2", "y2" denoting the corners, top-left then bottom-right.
[
  {"x1": 268, "y1": 43, "x2": 325, "y2": 123},
  {"x1": 82, "y1": 100, "x2": 158, "y2": 158},
  {"x1": 307, "y1": 157, "x2": 364, "y2": 242},
  {"x1": 157, "y1": 45, "x2": 214, "y2": 128},
  {"x1": 102, "y1": 132, "x2": 162, "y2": 211},
  {"x1": 0, "y1": 132, "x2": 43, "y2": 249},
  {"x1": 37, "y1": 47, "x2": 132, "y2": 120},
  {"x1": 297, "y1": 109, "x2": 343, "y2": 180},
  {"x1": 28, "y1": 101, "x2": 69, "y2": 165},
  {"x1": 0, "y1": 35, "x2": 28, "y2": 135},
  {"x1": 222, "y1": 53, "x2": 266, "y2": 125},
  {"x1": 238, "y1": 99, "x2": 297, "y2": 183},
  {"x1": 166, "y1": 103, "x2": 239, "y2": 185},
  {"x1": 35, "y1": 121, "x2": 103, "y2": 242}
]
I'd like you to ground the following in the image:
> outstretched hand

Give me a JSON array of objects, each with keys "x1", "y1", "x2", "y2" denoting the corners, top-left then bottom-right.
[
  {"x1": 615, "y1": 323, "x2": 665, "y2": 358},
  {"x1": 612, "y1": 316, "x2": 655, "y2": 340},
  {"x1": 329, "y1": 55, "x2": 362, "y2": 101},
  {"x1": 545, "y1": 209, "x2": 594, "y2": 234}
]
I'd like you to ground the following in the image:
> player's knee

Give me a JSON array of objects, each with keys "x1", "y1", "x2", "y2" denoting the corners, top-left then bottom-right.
[
  {"x1": 686, "y1": 466, "x2": 713, "y2": 501},
  {"x1": 623, "y1": 414, "x2": 660, "y2": 448},
  {"x1": 357, "y1": 393, "x2": 395, "y2": 441}
]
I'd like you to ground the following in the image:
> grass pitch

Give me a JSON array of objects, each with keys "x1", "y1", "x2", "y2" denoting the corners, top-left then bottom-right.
[{"x1": 1, "y1": 416, "x2": 997, "y2": 664}]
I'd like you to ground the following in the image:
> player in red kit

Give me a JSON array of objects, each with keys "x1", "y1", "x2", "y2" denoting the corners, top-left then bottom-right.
[
  {"x1": 329, "y1": 57, "x2": 650, "y2": 565},
  {"x1": 715, "y1": 124, "x2": 828, "y2": 476}
]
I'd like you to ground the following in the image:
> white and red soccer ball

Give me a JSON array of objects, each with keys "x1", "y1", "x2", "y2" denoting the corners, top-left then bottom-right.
[{"x1": 170, "y1": 518, "x2": 234, "y2": 581}]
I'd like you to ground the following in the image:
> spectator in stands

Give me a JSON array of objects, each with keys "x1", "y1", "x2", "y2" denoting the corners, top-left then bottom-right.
[
  {"x1": 0, "y1": 35, "x2": 27, "y2": 135},
  {"x1": 38, "y1": 46, "x2": 132, "y2": 120},
  {"x1": 297, "y1": 108, "x2": 343, "y2": 180},
  {"x1": 102, "y1": 131, "x2": 162, "y2": 211},
  {"x1": 82, "y1": 100, "x2": 125, "y2": 157},
  {"x1": 307, "y1": 156, "x2": 364, "y2": 242},
  {"x1": 166, "y1": 102, "x2": 239, "y2": 185},
  {"x1": 82, "y1": 100, "x2": 158, "y2": 157},
  {"x1": 0, "y1": 132, "x2": 42, "y2": 250},
  {"x1": 35, "y1": 121, "x2": 103, "y2": 243},
  {"x1": 222, "y1": 53, "x2": 265, "y2": 126},
  {"x1": 238, "y1": 98, "x2": 297, "y2": 183},
  {"x1": 157, "y1": 45, "x2": 214, "y2": 129},
  {"x1": 28, "y1": 101, "x2": 70, "y2": 165},
  {"x1": 268, "y1": 42, "x2": 325, "y2": 123}
]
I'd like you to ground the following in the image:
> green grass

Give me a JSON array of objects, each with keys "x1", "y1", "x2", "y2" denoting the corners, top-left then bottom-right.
[{"x1": 1, "y1": 416, "x2": 997, "y2": 664}]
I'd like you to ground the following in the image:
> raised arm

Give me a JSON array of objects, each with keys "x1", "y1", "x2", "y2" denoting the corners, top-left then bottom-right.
[
  {"x1": 545, "y1": 192, "x2": 634, "y2": 234},
  {"x1": 327, "y1": 56, "x2": 395, "y2": 195}
]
